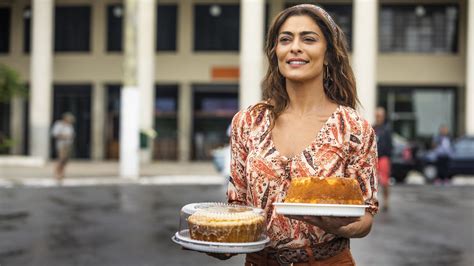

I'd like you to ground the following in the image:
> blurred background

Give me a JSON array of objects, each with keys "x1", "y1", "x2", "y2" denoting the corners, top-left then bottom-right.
[{"x1": 0, "y1": 0, "x2": 473, "y2": 265}]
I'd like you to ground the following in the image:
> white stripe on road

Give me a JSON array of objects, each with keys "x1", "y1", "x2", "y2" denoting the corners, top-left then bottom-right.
[{"x1": 0, "y1": 175, "x2": 226, "y2": 188}]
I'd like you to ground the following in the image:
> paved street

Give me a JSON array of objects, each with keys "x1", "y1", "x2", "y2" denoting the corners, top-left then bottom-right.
[{"x1": 0, "y1": 183, "x2": 473, "y2": 266}]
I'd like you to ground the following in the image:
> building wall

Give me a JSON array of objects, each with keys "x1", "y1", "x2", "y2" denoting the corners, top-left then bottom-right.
[{"x1": 0, "y1": 0, "x2": 469, "y2": 160}]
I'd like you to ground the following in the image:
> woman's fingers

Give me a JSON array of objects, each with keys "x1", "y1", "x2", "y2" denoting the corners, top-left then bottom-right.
[{"x1": 206, "y1": 252, "x2": 235, "y2": 260}]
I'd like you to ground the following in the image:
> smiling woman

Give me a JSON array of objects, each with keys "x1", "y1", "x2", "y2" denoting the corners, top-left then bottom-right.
[{"x1": 192, "y1": 4, "x2": 379, "y2": 266}]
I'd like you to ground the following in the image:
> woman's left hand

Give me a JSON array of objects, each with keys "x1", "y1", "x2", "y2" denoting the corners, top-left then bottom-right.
[{"x1": 286, "y1": 215, "x2": 361, "y2": 237}]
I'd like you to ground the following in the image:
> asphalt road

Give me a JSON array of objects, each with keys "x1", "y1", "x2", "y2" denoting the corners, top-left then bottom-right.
[{"x1": 0, "y1": 184, "x2": 473, "y2": 266}]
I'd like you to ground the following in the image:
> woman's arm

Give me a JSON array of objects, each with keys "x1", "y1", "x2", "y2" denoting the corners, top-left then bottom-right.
[
  {"x1": 227, "y1": 110, "x2": 250, "y2": 205},
  {"x1": 288, "y1": 212, "x2": 373, "y2": 238}
]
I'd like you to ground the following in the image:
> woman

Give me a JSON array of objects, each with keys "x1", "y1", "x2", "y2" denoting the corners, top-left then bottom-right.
[{"x1": 225, "y1": 4, "x2": 378, "y2": 265}]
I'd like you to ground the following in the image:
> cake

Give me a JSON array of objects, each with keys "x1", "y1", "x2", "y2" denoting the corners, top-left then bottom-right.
[
  {"x1": 285, "y1": 177, "x2": 364, "y2": 205},
  {"x1": 187, "y1": 205, "x2": 265, "y2": 243}
]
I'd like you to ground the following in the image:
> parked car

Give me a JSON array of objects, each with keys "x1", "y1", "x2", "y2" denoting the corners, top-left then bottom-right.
[
  {"x1": 391, "y1": 133, "x2": 420, "y2": 183},
  {"x1": 420, "y1": 136, "x2": 474, "y2": 182}
]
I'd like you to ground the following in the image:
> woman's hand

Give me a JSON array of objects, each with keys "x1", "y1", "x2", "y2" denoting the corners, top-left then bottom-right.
[
  {"x1": 205, "y1": 253, "x2": 237, "y2": 260},
  {"x1": 181, "y1": 247, "x2": 237, "y2": 260},
  {"x1": 286, "y1": 212, "x2": 373, "y2": 238}
]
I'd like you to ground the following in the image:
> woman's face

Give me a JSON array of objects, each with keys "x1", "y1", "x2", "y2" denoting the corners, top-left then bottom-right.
[{"x1": 276, "y1": 15, "x2": 327, "y2": 83}]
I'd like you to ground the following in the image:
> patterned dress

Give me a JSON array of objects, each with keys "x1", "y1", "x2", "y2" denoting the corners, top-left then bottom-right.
[{"x1": 227, "y1": 103, "x2": 379, "y2": 249}]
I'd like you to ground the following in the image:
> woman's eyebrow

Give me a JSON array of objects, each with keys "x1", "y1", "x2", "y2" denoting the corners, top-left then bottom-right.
[
  {"x1": 279, "y1": 31, "x2": 320, "y2": 37},
  {"x1": 300, "y1": 31, "x2": 319, "y2": 37}
]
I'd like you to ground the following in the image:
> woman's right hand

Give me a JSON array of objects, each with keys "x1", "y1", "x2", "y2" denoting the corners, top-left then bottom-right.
[
  {"x1": 205, "y1": 253, "x2": 237, "y2": 260},
  {"x1": 181, "y1": 247, "x2": 237, "y2": 260}
]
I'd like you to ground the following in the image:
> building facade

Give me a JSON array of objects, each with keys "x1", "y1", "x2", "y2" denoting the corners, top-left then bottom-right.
[{"x1": 0, "y1": 0, "x2": 473, "y2": 162}]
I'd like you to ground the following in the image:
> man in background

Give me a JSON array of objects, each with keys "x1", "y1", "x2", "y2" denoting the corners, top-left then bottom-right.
[
  {"x1": 51, "y1": 112, "x2": 75, "y2": 184},
  {"x1": 374, "y1": 107, "x2": 393, "y2": 211},
  {"x1": 432, "y1": 125, "x2": 453, "y2": 184}
]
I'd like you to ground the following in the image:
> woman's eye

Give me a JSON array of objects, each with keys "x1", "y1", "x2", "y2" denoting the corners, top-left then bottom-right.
[
  {"x1": 279, "y1": 37, "x2": 291, "y2": 43},
  {"x1": 304, "y1": 38, "x2": 316, "y2": 42}
]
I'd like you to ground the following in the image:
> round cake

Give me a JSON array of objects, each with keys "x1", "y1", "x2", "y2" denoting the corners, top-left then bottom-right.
[
  {"x1": 285, "y1": 177, "x2": 364, "y2": 205},
  {"x1": 187, "y1": 205, "x2": 265, "y2": 243}
]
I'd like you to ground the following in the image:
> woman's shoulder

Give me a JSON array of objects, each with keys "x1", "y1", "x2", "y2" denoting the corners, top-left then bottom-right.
[
  {"x1": 232, "y1": 101, "x2": 270, "y2": 127},
  {"x1": 338, "y1": 105, "x2": 374, "y2": 135}
]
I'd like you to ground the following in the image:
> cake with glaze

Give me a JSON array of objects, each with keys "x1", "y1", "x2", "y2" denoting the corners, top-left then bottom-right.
[
  {"x1": 187, "y1": 205, "x2": 265, "y2": 243},
  {"x1": 285, "y1": 177, "x2": 364, "y2": 205}
]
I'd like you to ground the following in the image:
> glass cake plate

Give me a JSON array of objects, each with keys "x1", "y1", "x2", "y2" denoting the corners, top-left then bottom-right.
[
  {"x1": 172, "y1": 229, "x2": 270, "y2": 254},
  {"x1": 273, "y1": 203, "x2": 369, "y2": 217}
]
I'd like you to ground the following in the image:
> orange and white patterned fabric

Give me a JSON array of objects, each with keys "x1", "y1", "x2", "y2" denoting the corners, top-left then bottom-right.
[{"x1": 227, "y1": 103, "x2": 379, "y2": 249}]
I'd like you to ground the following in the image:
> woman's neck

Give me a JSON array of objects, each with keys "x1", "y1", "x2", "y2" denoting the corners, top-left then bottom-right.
[{"x1": 285, "y1": 78, "x2": 333, "y2": 116}]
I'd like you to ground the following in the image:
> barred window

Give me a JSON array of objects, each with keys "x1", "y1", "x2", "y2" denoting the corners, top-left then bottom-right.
[
  {"x1": 0, "y1": 8, "x2": 11, "y2": 53},
  {"x1": 55, "y1": 6, "x2": 91, "y2": 52},
  {"x1": 157, "y1": 5, "x2": 178, "y2": 51},
  {"x1": 379, "y1": 5, "x2": 459, "y2": 53},
  {"x1": 194, "y1": 4, "x2": 240, "y2": 51},
  {"x1": 106, "y1": 4, "x2": 178, "y2": 52}
]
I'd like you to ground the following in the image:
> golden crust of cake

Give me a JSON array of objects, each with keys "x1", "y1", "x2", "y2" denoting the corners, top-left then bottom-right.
[
  {"x1": 285, "y1": 177, "x2": 364, "y2": 205},
  {"x1": 187, "y1": 208, "x2": 265, "y2": 243}
]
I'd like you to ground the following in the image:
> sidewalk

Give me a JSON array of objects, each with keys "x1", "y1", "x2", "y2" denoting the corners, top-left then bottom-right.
[
  {"x1": 1, "y1": 160, "x2": 473, "y2": 187},
  {"x1": 0, "y1": 160, "x2": 225, "y2": 187}
]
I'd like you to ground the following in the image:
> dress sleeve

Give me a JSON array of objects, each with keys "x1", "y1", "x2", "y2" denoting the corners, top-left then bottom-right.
[
  {"x1": 346, "y1": 121, "x2": 379, "y2": 215},
  {"x1": 227, "y1": 110, "x2": 249, "y2": 205}
]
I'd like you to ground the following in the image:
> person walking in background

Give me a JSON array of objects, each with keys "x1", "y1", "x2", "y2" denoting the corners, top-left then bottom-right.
[
  {"x1": 51, "y1": 112, "x2": 75, "y2": 184},
  {"x1": 373, "y1": 107, "x2": 393, "y2": 212},
  {"x1": 432, "y1": 125, "x2": 453, "y2": 185}
]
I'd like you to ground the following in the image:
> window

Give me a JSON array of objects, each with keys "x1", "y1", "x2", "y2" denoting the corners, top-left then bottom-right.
[
  {"x1": 378, "y1": 86, "x2": 457, "y2": 141},
  {"x1": 106, "y1": 4, "x2": 178, "y2": 52},
  {"x1": 379, "y1": 4, "x2": 459, "y2": 53},
  {"x1": 55, "y1": 6, "x2": 91, "y2": 52},
  {"x1": 53, "y1": 85, "x2": 92, "y2": 158},
  {"x1": 157, "y1": 5, "x2": 178, "y2": 51},
  {"x1": 0, "y1": 8, "x2": 11, "y2": 53},
  {"x1": 192, "y1": 84, "x2": 238, "y2": 160},
  {"x1": 285, "y1": 3, "x2": 353, "y2": 50},
  {"x1": 107, "y1": 4, "x2": 123, "y2": 52},
  {"x1": 154, "y1": 85, "x2": 179, "y2": 160},
  {"x1": 321, "y1": 4, "x2": 352, "y2": 50},
  {"x1": 194, "y1": 4, "x2": 240, "y2": 51},
  {"x1": 0, "y1": 102, "x2": 11, "y2": 154},
  {"x1": 23, "y1": 7, "x2": 31, "y2": 53}
]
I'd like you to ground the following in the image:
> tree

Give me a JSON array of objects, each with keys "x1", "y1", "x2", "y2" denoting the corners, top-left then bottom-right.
[
  {"x1": 0, "y1": 64, "x2": 27, "y2": 103},
  {"x1": 0, "y1": 64, "x2": 27, "y2": 154}
]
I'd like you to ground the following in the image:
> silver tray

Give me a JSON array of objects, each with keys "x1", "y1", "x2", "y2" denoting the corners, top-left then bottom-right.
[
  {"x1": 172, "y1": 230, "x2": 270, "y2": 254},
  {"x1": 274, "y1": 203, "x2": 369, "y2": 217}
]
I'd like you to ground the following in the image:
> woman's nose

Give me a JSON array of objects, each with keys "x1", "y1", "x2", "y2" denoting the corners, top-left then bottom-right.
[{"x1": 290, "y1": 39, "x2": 302, "y2": 54}]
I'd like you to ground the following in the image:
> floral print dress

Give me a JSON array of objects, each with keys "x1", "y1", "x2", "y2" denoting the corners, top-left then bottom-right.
[{"x1": 227, "y1": 103, "x2": 379, "y2": 249}]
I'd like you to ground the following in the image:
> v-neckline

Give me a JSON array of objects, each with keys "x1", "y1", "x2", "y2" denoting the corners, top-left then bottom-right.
[{"x1": 269, "y1": 105, "x2": 341, "y2": 161}]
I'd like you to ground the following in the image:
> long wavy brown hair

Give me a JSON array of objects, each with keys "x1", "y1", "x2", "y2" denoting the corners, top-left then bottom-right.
[{"x1": 256, "y1": 4, "x2": 358, "y2": 124}]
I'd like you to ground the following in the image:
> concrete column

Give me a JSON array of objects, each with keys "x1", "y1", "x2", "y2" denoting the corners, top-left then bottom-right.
[
  {"x1": 178, "y1": 83, "x2": 192, "y2": 162},
  {"x1": 10, "y1": 0, "x2": 24, "y2": 56},
  {"x1": 29, "y1": 0, "x2": 53, "y2": 159},
  {"x1": 120, "y1": 0, "x2": 139, "y2": 178},
  {"x1": 91, "y1": 0, "x2": 105, "y2": 55},
  {"x1": 239, "y1": 0, "x2": 265, "y2": 109},
  {"x1": 137, "y1": 0, "x2": 156, "y2": 163},
  {"x1": 92, "y1": 83, "x2": 105, "y2": 160},
  {"x1": 10, "y1": 97, "x2": 25, "y2": 155},
  {"x1": 352, "y1": 0, "x2": 378, "y2": 123},
  {"x1": 178, "y1": 0, "x2": 192, "y2": 55},
  {"x1": 466, "y1": 0, "x2": 474, "y2": 135}
]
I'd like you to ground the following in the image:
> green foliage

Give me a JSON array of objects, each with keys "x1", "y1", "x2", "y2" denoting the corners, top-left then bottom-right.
[{"x1": 0, "y1": 64, "x2": 27, "y2": 103}]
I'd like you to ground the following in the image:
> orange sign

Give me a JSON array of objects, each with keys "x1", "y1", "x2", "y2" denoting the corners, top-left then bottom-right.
[{"x1": 211, "y1": 67, "x2": 240, "y2": 80}]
